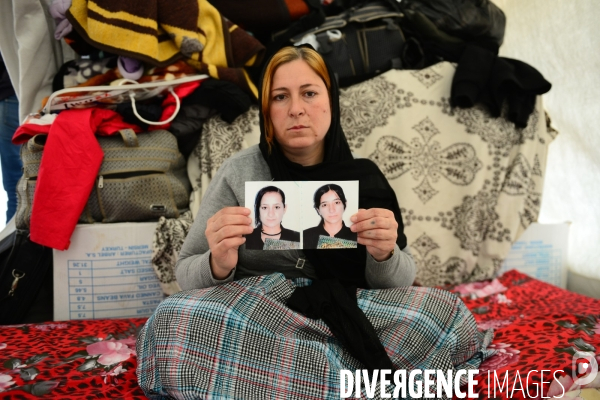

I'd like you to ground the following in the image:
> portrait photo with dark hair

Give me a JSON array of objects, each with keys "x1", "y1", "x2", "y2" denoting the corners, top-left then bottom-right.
[
  {"x1": 244, "y1": 181, "x2": 301, "y2": 250},
  {"x1": 301, "y1": 181, "x2": 359, "y2": 249},
  {"x1": 245, "y1": 181, "x2": 358, "y2": 250}
]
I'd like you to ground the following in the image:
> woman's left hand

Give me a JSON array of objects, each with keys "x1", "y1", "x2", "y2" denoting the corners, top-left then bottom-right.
[{"x1": 350, "y1": 208, "x2": 398, "y2": 262}]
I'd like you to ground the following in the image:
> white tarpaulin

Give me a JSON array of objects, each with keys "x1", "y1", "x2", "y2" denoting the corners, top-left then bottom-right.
[{"x1": 496, "y1": 0, "x2": 600, "y2": 287}]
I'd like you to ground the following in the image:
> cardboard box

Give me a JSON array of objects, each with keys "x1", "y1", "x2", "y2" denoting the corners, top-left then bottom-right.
[
  {"x1": 53, "y1": 222, "x2": 165, "y2": 320},
  {"x1": 500, "y1": 222, "x2": 570, "y2": 288}
]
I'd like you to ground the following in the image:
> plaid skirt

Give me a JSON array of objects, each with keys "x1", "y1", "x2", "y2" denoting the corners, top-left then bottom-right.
[{"x1": 136, "y1": 273, "x2": 494, "y2": 399}]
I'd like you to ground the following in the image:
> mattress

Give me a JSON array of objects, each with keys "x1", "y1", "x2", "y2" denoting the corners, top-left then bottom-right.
[{"x1": 1, "y1": 269, "x2": 599, "y2": 399}]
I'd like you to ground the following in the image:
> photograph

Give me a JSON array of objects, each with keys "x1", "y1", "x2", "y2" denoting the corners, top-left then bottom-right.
[
  {"x1": 244, "y1": 181, "x2": 301, "y2": 250},
  {"x1": 301, "y1": 181, "x2": 359, "y2": 249}
]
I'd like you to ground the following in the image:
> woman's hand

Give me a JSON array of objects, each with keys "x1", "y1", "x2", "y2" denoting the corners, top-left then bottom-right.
[
  {"x1": 205, "y1": 207, "x2": 253, "y2": 279},
  {"x1": 350, "y1": 208, "x2": 398, "y2": 262}
]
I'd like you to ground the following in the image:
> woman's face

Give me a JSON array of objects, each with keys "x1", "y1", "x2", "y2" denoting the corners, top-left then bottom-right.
[
  {"x1": 269, "y1": 59, "x2": 331, "y2": 160},
  {"x1": 318, "y1": 190, "x2": 345, "y2": 225},
  {"x1": 259, "y1": 191, "x2": 286, "y2": 228}
]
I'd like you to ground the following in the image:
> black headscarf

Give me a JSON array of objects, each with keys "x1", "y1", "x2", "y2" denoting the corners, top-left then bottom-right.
[{"x1": 258, "y1": 45, "x2": 407, "y2": 288}]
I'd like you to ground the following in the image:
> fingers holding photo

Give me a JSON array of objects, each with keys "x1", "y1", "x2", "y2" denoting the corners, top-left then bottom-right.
[
  {"x1": 350, "y1": 208, "x2": 398, "y2": 233},
  {"x1": 206, "y1": 207, "x2": 253, "y2": 240},
  {"x1": 206, "y1": 207, "x2": 253, "y2": 275},
  {"x1": 350, "y1": 208, "x2": 398, "y2": 261}
]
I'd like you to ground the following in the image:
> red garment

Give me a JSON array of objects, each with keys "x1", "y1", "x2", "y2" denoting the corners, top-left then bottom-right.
[
  {"x1": 13, "y1": 108, "x2": 141, "y2": 144},
  {"x1": 12, "y1": 118, "x2": 53, "y2": 144},
  {"x1": 155, "y1": 81, "x2": 201, "y2": 130},
  {"x1": 28, "y1": 108, "x2": 142, "y2": 250}
]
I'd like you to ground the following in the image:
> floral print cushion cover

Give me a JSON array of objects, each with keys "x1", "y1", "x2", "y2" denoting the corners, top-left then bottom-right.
[{"x1": 1, "y1": 269, "x2": 599, "y2": 399}]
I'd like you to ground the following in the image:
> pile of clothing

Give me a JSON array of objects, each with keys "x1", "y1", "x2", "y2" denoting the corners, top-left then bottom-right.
[
  {"x1": 12, "y1": 0, "x2": 267, "y2": 250},
  {"x1": 8, "y1": 0, "x2": 552, "y2": 254}
]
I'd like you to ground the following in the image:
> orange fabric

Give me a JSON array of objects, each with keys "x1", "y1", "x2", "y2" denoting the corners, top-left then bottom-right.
[{"x1": 284, "y1": 0, "x2": 310, "y2": 20}]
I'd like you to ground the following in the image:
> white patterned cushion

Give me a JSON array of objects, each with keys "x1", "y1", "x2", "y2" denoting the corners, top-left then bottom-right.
[{"x1": 187, "y1": 62, "x2": 556, "y2": 285}]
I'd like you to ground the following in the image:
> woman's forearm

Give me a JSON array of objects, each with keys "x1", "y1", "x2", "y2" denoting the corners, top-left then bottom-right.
[
  {"x1": 175, "y1": 158, "x2": 241, "y2": 289},
  {"x1": 176, "y1": 249, "x2": 235, "y2": 290},
  {"x1": 365, "y1": 245, "x2": 416, "y2": 289}
]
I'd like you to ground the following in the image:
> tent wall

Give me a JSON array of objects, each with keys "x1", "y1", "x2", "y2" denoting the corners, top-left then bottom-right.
[{"x1": 496, "y1": 0, "x2": 600, "y2": 294}]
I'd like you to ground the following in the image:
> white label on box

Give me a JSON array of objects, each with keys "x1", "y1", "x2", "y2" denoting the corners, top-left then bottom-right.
[
  {"x1": 53, "y1": 222, "x2": 164, "y2": 320},
  {"x1": 500, "y1": 222, "x2": 570, "y2": 288}
]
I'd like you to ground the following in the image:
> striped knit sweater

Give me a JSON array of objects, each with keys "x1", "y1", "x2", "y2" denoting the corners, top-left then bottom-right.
[{"x1": 66, "y1": 0, "x2": 264, "y2": 97}]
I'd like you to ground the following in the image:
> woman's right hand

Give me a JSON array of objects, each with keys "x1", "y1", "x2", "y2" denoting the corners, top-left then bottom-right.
[{"x1": 205, "y1": 207, "x2": 253, "y2": 279}]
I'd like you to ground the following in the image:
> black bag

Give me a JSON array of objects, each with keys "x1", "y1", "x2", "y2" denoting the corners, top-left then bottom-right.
[
  {"x1": 400, "y1": 0, "x2": 506, "y2": 48},
  {"x1": 290, "y1": 1, "x2": 413, "y2": 87},
  {"x1": 259, "y1": 0, "x2": 326, "y2": 80},
  {"x1": 0, "y1": 229, "x2": 54, "y2": 325}
]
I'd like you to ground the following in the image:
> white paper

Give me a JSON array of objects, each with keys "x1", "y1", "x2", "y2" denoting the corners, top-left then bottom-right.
[
  {"x1": 53, "y1": 222, "x2": 164, "y2": 320},
  {"x1": 500, "y1": 222, "x2": 570, "y2": 288}
]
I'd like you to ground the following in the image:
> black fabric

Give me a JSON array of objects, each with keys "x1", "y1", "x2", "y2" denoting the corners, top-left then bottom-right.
[
  {"x1": 115, "y1": 79, "x2": 251, "y2": 128},
  {"x1": 257, "y1": 45, "x2": 404, "y2": 372},
  {"x1": 399, "y1": 8, "x2": 501, "y2": 68},
  {"x1": 400, "y1": 0, "x2": 506, "y2": 49},
  {"x1": 116, "y1": 102, "x2": 163, "y2": 130},
  {"x1": 400, "y1": 9, "x2": 468, "y2": 65},
  {"x1": 258, "y1": 45, "x2": 407, "y2": 288},
  {"x1": 450, "y1": 44, "x2": 496, "y2": 108},
  {"x1": 0, "y1": 230, "x2": 54, "y2": 325},
  {"x1": 0, "y1": 55, "x2": 16, "y2": 101},
  {"x1": 182, "y1": 78, "x2": 253, "y2": 123},
  {"x1": 52, "y1": 60, "x2": 78, "y2": 92},
  {"x1": 288, "y1": 1, "x2": 411, "y2": 88},
  {"x1": 245, "y1": 226, "x2": 301, "y2": 250},
  {"x1": 399, "y1": 15, "x2": 549, "y2": 128},
  {"x1": 169, "y1": 104, "x2": 213, "y2": 158},
  {"x1": 303, "y1": 221, "x2": 356, "y2": 249},
  {"x1": 209, "y1": 0, "x2": 315, "y2": 45},
  {"x1": 287, "y1": 279, "x2": 395, "y2": 372},
  {"x1": 257, "y1": 0, "x2": 325, "y2": 82},
  {"x1": 451, "y1": 44, "x2": 552, "y2": 128},
  {"x1": 115, "y1": 101, "x2": 208, "y2": 158}
]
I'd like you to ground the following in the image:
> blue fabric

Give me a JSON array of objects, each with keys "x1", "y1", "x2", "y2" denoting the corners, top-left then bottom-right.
[{"x1": 0, "y1": 94, "x2": 23, "y2": 222}]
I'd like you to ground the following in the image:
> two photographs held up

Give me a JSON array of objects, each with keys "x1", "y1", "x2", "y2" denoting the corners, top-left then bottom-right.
[{"x1": 244, "y1": 181, "x2": 359, "y2": 250}]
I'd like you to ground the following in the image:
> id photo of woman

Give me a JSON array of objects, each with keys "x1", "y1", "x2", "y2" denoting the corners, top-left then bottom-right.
[
  {"x1": 245, "y1": 182, "x2": 301, "y2": 250},
  {"x1": 302, "y1": 182, "x2": 358, "y2": 249}
]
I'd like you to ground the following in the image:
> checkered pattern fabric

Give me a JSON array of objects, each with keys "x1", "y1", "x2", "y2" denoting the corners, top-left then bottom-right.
[{"x1": 136, "y1": 273, "x2": 494, "y2": 399}]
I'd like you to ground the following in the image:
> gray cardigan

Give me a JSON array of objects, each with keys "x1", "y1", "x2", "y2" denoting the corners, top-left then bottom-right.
[{"x1": 176, "y1": 145, "x2": 416, "y2": 290}]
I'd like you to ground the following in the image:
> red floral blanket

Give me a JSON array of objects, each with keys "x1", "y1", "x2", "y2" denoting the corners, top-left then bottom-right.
[
  {"x1": 0, "y1": 270, "x2": 599, "y2": 399},
  {"x1": 452, "y1": 270, "x2": 600, "y2": 399}
]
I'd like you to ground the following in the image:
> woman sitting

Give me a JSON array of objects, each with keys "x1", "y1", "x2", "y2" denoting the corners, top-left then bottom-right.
[
  {"x1": 245, "y1": 185, "x2": 300, "y2": 250},
  {"x1": 137, "y1": 45, "x2": 493, "y2": 399},
  {"x1": 172, "y1": 44, "x2": 415, "y2": 288},
  {"x1": 303, "y1": 183, "x2": 358, "y2": 249}
]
